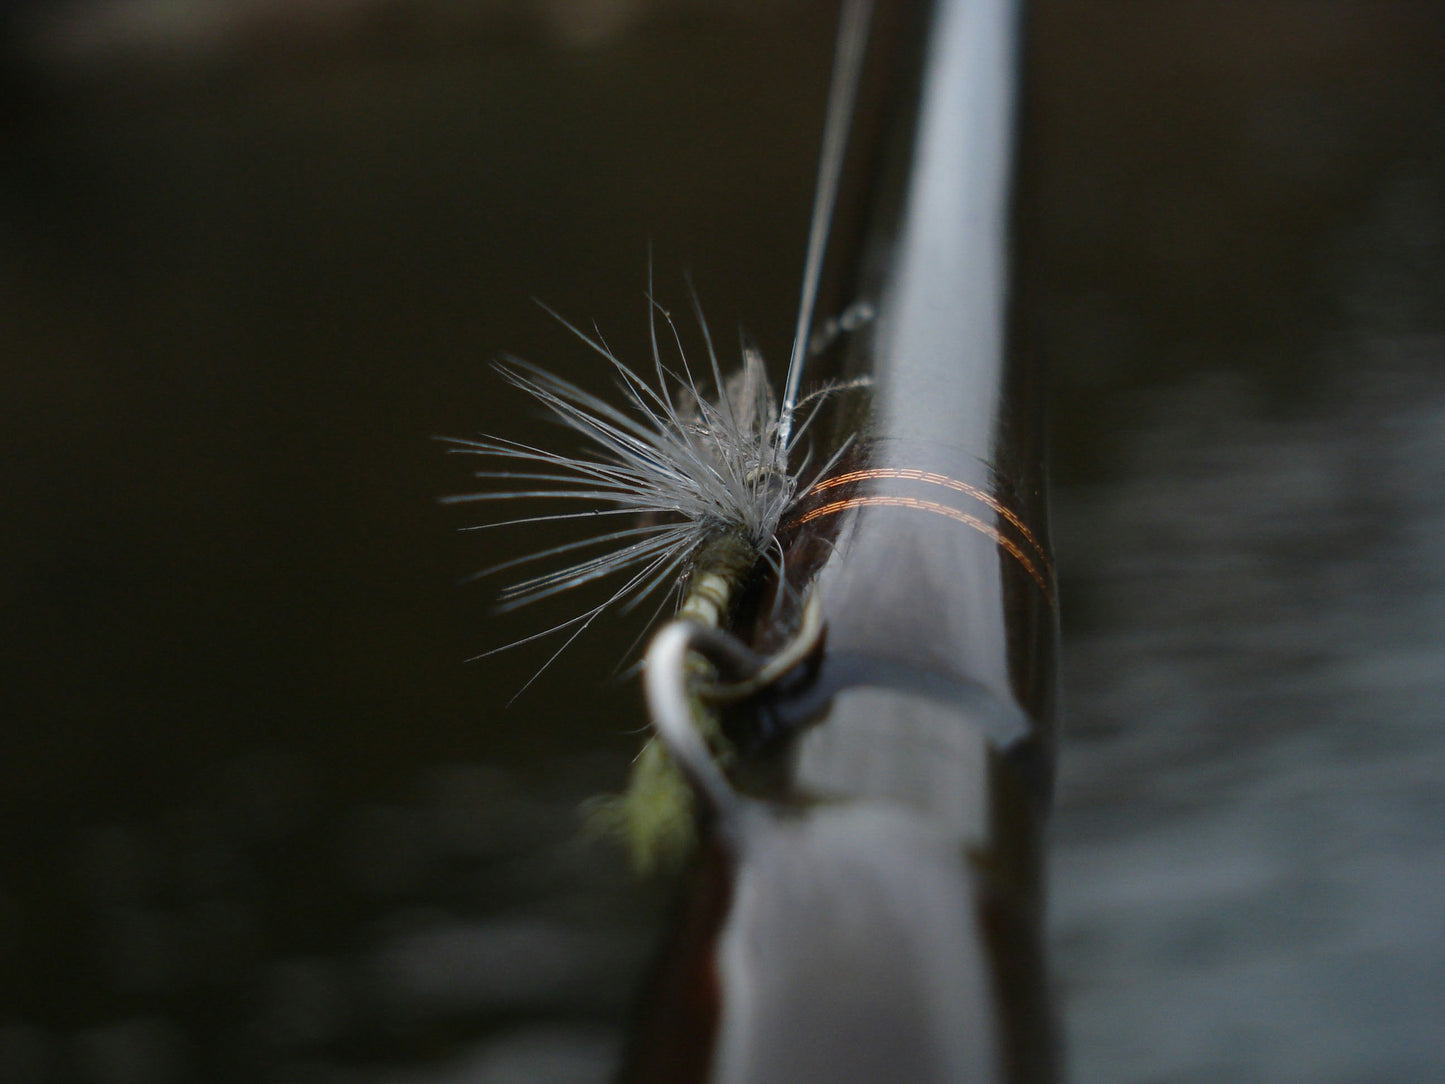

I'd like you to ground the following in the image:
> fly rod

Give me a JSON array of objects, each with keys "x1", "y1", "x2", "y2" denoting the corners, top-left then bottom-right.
[
  {"x1": 445, "y1": 0, "x2": 1057, "y2": 1078},
  {"x1": 619, "y1": 0, "x2": 1059, "y2": 1081}
]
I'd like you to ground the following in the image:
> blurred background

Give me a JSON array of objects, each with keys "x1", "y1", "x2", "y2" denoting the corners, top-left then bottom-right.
[{"x1": 1, "y1": 1, "x2": 1443, "y2": 1081}]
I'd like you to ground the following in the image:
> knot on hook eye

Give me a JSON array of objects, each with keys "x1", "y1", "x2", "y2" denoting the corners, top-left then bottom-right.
[{"x1": 643, "y1": 592, "x2": 825, "y2": 820}]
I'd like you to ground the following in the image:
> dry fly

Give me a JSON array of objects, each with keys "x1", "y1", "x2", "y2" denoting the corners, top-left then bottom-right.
[
  {"x1": 443, "y1": 0, "x2": 871, "y2": 692},
  {"x1": 442, "y1": 294, "x2": 815, "y2": 689}
]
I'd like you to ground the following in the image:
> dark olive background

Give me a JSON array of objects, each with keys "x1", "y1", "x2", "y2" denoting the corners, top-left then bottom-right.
[{"x1": 1, "y1": 2, "x2": 1442, "y2": 1082}]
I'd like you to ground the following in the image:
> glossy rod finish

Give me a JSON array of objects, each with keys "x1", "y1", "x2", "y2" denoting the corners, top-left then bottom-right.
[{"x1": 623, "y1": 0, "x2": 1057, "y2": 1079}]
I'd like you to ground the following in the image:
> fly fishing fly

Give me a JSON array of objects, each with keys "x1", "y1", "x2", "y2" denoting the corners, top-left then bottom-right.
[
  {"x1": 441, "y1": 293, "x2": 813, "y2": 688},
  {"x1": 445, "y1": 0, "x2": 873, "y2": 690}
]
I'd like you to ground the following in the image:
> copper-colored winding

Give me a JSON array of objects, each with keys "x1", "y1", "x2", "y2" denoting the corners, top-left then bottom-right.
[
  {"x1": 790, "y1": 494, "x2": 1053, "y2": 599},
  {"x1": 811, "y1": 467, "x2": 1049, "y2": 571}
]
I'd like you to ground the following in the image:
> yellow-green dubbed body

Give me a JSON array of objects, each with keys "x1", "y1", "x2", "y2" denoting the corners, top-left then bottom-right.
[{"x1": 586, "y1": 530, "x2": 759, "y2": 873}]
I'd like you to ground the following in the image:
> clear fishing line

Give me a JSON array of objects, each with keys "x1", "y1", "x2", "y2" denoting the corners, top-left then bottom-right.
[{"x1": 445, "y1": 0, "x2": 873, "y2": 682}]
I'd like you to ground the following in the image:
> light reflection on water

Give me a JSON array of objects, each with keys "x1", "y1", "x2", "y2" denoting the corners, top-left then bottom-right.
[
  {"x1": 1051, "y1": 355, "x2": 1445, "y2": 1082},
  {"x1": 1033, "y1": 5, "x2": 1445, "y2": 1073}
]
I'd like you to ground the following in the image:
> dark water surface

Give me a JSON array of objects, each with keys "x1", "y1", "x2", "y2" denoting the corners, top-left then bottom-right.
[{"x1": 1, "y1": 2, "x2": 1442, "y2": 1081}]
